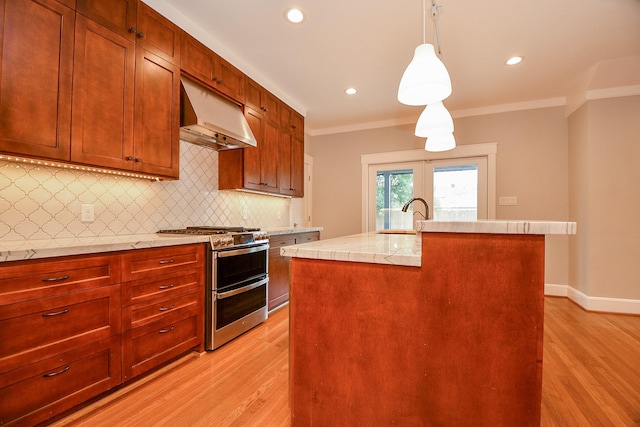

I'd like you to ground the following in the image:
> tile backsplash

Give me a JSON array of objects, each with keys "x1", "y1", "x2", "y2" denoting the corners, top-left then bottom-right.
[{"x1": 0, "y1": 142, "x2": 290, "y2": 241}]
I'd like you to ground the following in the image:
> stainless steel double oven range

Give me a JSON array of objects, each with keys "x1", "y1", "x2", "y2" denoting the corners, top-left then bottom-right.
[{"x1": 158, "y1": 226, "x2": 269, "y2": 350}]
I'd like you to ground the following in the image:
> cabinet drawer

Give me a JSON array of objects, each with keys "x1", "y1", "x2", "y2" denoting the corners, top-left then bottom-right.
[
  {"x1": 295, "y1": 232, "x2": 320, "y2": 244},
  {"x1": 0, "y1": 336, "x2": 121, "y2": 427},
  {"x1": 123, "y1": 286, "x2": 199, "y2": 330},
  {"x1": 268, "y1": 235, "x2": 297, "y2": 249},
  {"x1": 122, "y1": 244, "x2": 204, "y2": 282},
  {"x1": 123, "y1": 270, "x2": 200, "y2": 305},
  {"x1": 0, "y1": 285, "x2": 121, "y2": 373},
  {"x1": 122, "y1": 308, "x2": 200, "y2": 380},
  {"x1": 0, "y1": 254, "x2": 120, "y2": 305}
]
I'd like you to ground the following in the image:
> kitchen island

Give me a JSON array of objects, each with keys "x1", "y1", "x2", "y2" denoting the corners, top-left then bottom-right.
[{"x1": 282, "y1": 220, "x2": 576, "y2": 427}]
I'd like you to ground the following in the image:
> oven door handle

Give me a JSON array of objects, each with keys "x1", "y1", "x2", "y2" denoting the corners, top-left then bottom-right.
[
  {"x1": 216, "y1": 277, "x2": 268, "y2": 300},
  {"x1": 215, "y1": 244, "x2": 268, "y2": 258}
]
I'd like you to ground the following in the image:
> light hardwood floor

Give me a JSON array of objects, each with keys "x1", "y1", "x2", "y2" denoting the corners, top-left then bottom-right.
[{"x1": 52, "y1": 297, "x2": 640, "y2": 426}]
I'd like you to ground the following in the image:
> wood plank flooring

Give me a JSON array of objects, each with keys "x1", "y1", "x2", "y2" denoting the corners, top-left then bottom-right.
[{"x1": 52, "y1": 298, "x2": 640, "y2": 426}]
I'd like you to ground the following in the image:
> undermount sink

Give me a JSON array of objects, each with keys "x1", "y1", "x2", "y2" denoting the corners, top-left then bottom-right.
[{"x1": 377, "y1": 229, "x2": 417, "y2": 235}]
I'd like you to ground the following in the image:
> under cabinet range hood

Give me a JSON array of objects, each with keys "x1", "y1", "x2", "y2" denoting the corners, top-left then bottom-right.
[{"x1": 180, "y1": 77, "x2": 257, "y2": 150}]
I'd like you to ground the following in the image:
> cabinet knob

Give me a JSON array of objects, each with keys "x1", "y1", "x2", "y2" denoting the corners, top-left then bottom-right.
[
  {"x1": 137, "y1": 32, "x2": 144, "y2": 38},
  {"x1": 134, "y1": 157, "x2": 142, "y2": 162},
  {"x1": 126, "y1": 156, "x2": 134, "y2": 161},
  {"x1": 129, "y1": 27, "x2": 137, "y2": 33}
]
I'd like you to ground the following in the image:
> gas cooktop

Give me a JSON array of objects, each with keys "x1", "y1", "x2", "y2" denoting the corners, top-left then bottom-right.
[
  {"x1": 157, "y1": 226, "x2": 261, "y2": 235},
  {"x1": 157, "y1": 226, "x2": 268, "y2": 249}
]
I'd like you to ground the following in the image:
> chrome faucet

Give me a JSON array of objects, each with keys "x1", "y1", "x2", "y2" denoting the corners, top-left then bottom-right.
[{"x1": 401, "y1": 197, "x2": 430, "y2": 220}]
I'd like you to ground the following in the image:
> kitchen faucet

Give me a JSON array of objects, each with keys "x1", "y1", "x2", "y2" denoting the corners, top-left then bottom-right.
[{"x1": 401, "y1": 197, "x2": 430, "y2": 220}]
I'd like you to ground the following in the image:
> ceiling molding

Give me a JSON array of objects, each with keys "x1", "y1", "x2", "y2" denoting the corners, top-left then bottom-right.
[{"x1": 308, "y1": 97, "x2": 567, "y2": 136}]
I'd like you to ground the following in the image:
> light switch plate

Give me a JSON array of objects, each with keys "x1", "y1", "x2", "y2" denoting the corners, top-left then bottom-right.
[{"x1": 499, "y1": 196, "x2": 518, "y2": 206}]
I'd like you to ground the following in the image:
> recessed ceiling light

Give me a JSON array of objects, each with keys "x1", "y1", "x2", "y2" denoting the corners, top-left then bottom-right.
[
  {"x1": 506, "y1": 56, "x2": 524, "y2": 65},
  {"x1": 285, "y1": 8, "x2": 305, "y2": 24},
  {"x1": 345, "y1": 88, "x2": 357, "y2": 95}
]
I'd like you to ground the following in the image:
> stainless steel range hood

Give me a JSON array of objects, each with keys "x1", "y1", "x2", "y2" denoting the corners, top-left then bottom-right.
[{"x1": 180, "y1": 77, "x2": 257, "y2": 150}]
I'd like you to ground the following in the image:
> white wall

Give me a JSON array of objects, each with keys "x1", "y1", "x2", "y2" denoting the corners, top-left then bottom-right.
[
  {"x1": 309, "y1": 106, "x2": 571, "y2": 287},
  {"x1": 569, "y1": 95, "x2": 640, "y2": 301}
]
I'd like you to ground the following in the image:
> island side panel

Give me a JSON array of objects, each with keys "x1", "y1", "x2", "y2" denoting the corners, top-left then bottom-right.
[{"x1": 289, "y1": 232, "x2": 544, "y2": 426}]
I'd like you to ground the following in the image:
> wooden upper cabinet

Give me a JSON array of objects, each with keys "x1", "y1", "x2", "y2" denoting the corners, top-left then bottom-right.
[
  {"x1": 133, "y1": 50, "x2": 180, "y2": 178},
  {"x1": 245, "y1": 78, "x2": 279, "y2": 125},
  {"x1": 70, "y1": 15, "x2": 136, "y2": 170},
  {"x1": 279, "y1": 103, "x2": 304, "y2": 197},
  {"x1": 219, "y1": 106, "x2": 278, "y2": 193},
  {"x1": 76, "y1": 0, "x2": 137, "y2": 39},
  {"x1": 180, "y1": 31, "x2": 244, "y2": 103},
  {"x1": 0, "y1": 0, "x2": 75, "y2": 161},
  {"x1": 136, "y1": 2, "x2": 181, "y2": 65}
]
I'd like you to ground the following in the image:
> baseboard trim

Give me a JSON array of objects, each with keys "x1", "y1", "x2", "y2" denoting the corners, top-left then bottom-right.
[{"x1": 545, "y1": 284, "x2": 640, "y2": 315}]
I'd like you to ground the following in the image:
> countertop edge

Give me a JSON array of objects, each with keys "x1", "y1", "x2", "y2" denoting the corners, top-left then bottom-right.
[
  {"x1": 415, "y1": 220, "x2": 577, "y2": 235},
  {"x1": 0, "y1": 234, "x2": 211, "y2": 263}
]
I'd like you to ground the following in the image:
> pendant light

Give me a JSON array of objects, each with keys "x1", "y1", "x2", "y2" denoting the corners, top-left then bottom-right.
[
  {"x1": 425, "y1": 132, "x2": 456, "y2": 152},
  {"x1": 397, "y1": 0, "x2": 451, "y2": 106},
  {"x1": 415, "y1": 101, "x2": 453, "y2": 137}
]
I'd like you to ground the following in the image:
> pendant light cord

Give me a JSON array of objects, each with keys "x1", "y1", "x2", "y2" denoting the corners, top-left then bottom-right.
[{"x1": 431, "y1": 0, "x2": 443, "y2": 57}]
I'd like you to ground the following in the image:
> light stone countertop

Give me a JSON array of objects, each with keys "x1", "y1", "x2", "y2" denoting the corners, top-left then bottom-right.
[
  {"x1": 281, "y1": 220, "x2": 576, "y2": 267},
  {"x1": 263, "y1": 227, "x2": 323, "y2": 236},
  {"x1": 0, "y1": 234, "x2": 212, "y2": 263},
  {"x1": 0, "y1": 226, "x2": 324, "y2": 263}
]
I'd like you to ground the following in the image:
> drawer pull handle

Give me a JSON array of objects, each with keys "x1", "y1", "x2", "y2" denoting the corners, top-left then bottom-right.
[
  {"x1": 159, "y1": 325, "x2": 175, "y2": 334},
  {"x1": 43, "y1": 365, "x2": 70, "y2": 377},
  {"x1": 41, "y1": 275, "x2": 70, "y2": 282},
  {"x1": 158, "y1": 283, "x2": 175, "y2": 290},
  {"x1": 42, "y1": 308, "x2": 70, "y2": 317},
  {"x1": 159, "y1": 305, "x2": 175, "y2": 312},
  {"x1": 159, "y1": 259, "x2": 175, "y2": 265}
]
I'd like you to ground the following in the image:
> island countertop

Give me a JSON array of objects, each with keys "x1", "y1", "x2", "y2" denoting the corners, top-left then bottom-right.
[{"x1": 281, "y1": 220, "x2": 576, "y2": 267}]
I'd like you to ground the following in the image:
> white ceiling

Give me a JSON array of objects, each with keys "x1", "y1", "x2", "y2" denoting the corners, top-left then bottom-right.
[{"x1": 149, "y1": 0, "x2": 640, "y2": 134}]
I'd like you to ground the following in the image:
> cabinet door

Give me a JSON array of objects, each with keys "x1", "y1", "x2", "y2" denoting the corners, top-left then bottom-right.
[
  {"x1": 261, "y1": 119, "x2": 279, "y2": 191},
  {"x1": 76, "y1": 0, "x2": 137, "y2": 39},
  {"x1": 71, "y1": 15, "x2": 135, "y2": 170},
  {"x1": 180, "y1": 31, "x2": 214, "y2": 85},
  {"x1": 213, "y1": 55, "x2": 244, "y2": 103},
  {"x1": 0, "y1": 0, "x2": 74, "y2": 161},
  {"x1": 136, "y1": 2, "x2": 180, "y2": 65},
  {"x1": 290, "y1": 134, "x2": 305, "y2": 197},
  {"x1": 243, "y1": 107, "x2": 264, "y2": 190},
  {"x1": 268, "y1": 236, "x2": 296, "y2": 310},
  {"x1": 133, "y1": 49, "x2": 180, "y2": 178},
  {"x1": 278, "y1": 130, "x2": 293, "y2": 196}
]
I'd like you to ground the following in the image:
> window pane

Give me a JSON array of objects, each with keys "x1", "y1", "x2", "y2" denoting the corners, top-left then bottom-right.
[
  {"x1": 376, "y1": 169, "x2": 413, "y2": 230},
  {"x1": 433, "y1": 165, "x2": 478, "y2": 220}
]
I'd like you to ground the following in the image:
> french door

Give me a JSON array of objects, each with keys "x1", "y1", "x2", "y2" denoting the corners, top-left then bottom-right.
[{"x1": 365, "y1": 153, "x2": 491, "y2": 232}]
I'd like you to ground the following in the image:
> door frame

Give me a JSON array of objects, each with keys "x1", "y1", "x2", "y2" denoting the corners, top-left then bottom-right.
[{"x1": 360, "y1": 143, "x2": 497, "y2": 232}]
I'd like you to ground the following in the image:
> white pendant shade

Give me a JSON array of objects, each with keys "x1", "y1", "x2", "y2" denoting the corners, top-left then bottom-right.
[
  {"x1": 415, "y1": 101, "x2": 454, "y2": 137},
  {"x1": 398, "y1": 44, "x2": 452, "y2": 106},
  {"x1": 425, "y1": 132, "x2": 456, "y2": 152}
]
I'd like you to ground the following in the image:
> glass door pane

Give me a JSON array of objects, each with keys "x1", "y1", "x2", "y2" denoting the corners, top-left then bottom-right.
[
  {"x1": 433, "y1": 165, "x2": 478, "y2": 220},
  {"x1": 367, "y1": 162, "x2": 423, "y2": 231}
]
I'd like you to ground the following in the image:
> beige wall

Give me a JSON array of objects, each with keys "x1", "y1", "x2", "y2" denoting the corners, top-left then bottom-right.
[
  {"x1": 309, "y1": 106, "x2": 571, "y2": 286},
  {"x1": 569, "y1": 96, "x2": 640, "y2": 299}
]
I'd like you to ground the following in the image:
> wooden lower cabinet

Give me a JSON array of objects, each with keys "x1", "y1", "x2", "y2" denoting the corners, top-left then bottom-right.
[
  {"x1": 121, "y1": 244, "x2": 205, "y2": 381},
  {"x1": 268, "y1": 231, "x2": 319, "y2": 310},
  {"x1": 0, "y1": 337, "x2": 121, "y2": 427},
  {"x1": 0, "y1": 244, "x2": 205, "y2": 425},
  {"x1": 0, "y1": 253, "x2": 122, "y2": 426}
]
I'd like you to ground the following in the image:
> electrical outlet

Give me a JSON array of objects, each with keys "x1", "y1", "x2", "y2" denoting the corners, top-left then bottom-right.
[
  {"x1": 81, "y1": 204, "x2": 95, "y2": 222},
  {"x1": 499, "y1": 196, "x2": 518, "y2": 206}
]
